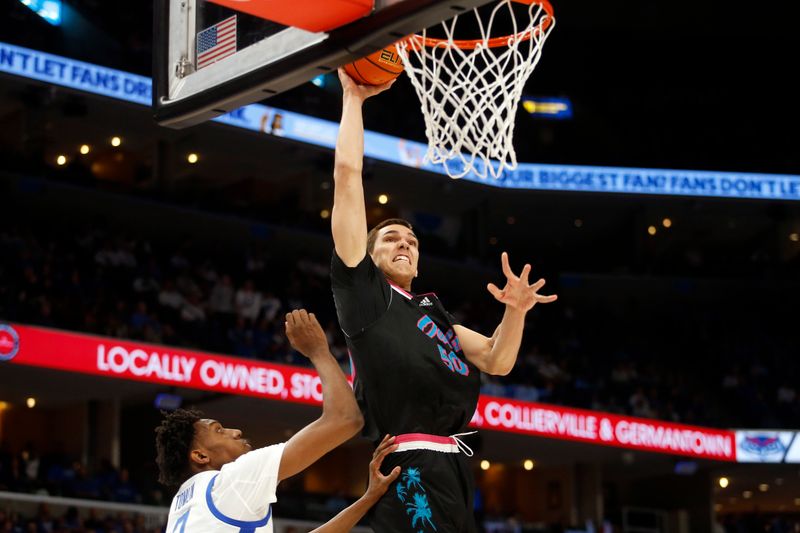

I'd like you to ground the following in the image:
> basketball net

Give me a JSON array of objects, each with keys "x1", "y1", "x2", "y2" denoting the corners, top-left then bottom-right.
[{"x1": 396, "y1": 0, "x2": 554, "y2": 180}]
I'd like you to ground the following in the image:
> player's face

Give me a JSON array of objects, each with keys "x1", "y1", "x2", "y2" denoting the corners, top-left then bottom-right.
[
  {"x1": 370, "y1": 225, "x2": 419, "y2": 288},
  {"x1": 192, "y1": 419, "x2": 253, "y2": 470}
]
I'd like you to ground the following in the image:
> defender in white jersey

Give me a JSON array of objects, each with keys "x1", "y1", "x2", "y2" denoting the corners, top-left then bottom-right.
[{"x1": 157, "y1": 310, "x2": 401, "y2": 533}]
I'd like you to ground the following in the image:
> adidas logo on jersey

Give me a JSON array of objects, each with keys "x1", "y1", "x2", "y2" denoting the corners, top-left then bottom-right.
[{"x1": 419, "y1": 297, "x2": 433, "y2": 307}]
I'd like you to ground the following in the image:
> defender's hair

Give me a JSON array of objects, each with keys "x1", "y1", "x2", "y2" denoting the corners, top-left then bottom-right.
[{"x1": 155, "y1": 408, "x2": 202, "y2": 487}]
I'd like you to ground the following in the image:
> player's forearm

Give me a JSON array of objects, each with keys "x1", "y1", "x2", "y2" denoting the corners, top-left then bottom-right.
[
  {"x1": 484, "y1": 307, "x2": 526, "y2": 375},
  {"x1": 332, "y1": 93, "x2": 369, "y2": 264},
  {"x1": 311, "y1": 352, "x2": 363, "y2": 432},
  {"x1": 310, "y1": 493, "x2": 378, "y2": 533},
  {"x1": 334, "y1": 94, "x2": 366, "y2": 179}
]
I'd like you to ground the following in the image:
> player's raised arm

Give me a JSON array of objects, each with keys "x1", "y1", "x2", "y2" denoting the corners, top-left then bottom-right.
[
  {"x1": 278, "y1": 309, "x2": 364, "y2": 481},
  {"x1": 457, "y1": 252, "x2": 558, "y2": 376},
  {"x1": 332, "y1": 69, "x2": 394, "y2": 267}
]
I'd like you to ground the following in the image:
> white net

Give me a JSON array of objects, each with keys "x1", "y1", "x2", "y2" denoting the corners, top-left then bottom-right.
[{"x1": 395, "y1": 0, "x2": 555, "y2": 179}]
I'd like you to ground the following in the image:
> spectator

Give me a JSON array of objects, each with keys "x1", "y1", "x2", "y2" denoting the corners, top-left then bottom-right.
[
  {"x1": 208, "y1": 274, "x2": 235, "y2": 316},
  {"x1": 234, "y1": 280, "x2": 262, "y2": 322},
  {"x1": 111, "y1": 469, "x2": 140, "y2": 503}
]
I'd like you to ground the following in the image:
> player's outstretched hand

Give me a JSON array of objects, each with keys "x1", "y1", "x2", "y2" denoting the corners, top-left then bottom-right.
[
  {"x1": 338, "y1": 68, "x2": 395, "y2": 102},
  {"x1": 364, "y1": 435, "x2": 401, "y2": 503},
  {"x1": 487, "y1": 252, "x2": 558, "y2": 313},
  {"x1": 285, "y1": 309, "x2": 329, "y2": 359}
]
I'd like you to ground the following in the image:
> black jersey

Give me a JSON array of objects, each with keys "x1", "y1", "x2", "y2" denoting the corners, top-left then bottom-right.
[{"x1": 331, "y1": 252, "x2": 481, "y2": 442}]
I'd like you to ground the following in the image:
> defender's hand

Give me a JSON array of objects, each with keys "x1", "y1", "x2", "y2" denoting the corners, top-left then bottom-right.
[
  {"x1": 487, "y1": 252, "x2": 558, "y2": 312},
  {"x1": 364, "y1": 435, "x2": 401, "y2": 503},
  {"x1": 285, "y1": 309, "x2": 329, "y2": 359}
]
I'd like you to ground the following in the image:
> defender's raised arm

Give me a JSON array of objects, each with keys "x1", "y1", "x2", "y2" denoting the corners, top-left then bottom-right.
[{"x1": 277, "y1": 309, "x2": 363, "y2": 481}]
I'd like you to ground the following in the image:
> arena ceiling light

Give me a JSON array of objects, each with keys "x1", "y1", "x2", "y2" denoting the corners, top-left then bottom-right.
[
  {"x1": 18, "y1": 0, "x2": 61, "y2": 26},
  {"x1": 310, "y1": 75, "x2": 327, "y2": 89}
]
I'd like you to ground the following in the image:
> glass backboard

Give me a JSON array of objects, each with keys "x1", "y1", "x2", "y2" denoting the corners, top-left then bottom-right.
[{"x1": 153, "y1": 0, "x2": 494, "y2": 128}]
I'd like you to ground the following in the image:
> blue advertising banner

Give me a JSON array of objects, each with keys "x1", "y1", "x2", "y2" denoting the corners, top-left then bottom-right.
[{"x1": 2, "y1": 41, "x2": 799, "y2": 201}]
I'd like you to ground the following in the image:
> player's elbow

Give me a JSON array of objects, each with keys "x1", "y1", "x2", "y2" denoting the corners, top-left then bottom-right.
[
  {"x1": 333, "y1": 161, "x2": 362, "y2": 182},
  {"x1": 348, "y1": 411, "x2": 365, "y2": 435},
  {"x1": 322, "y1": 410, "x2": 364, "y2": 439},
  {"x1": 487, "y1": 362, "x2": 514, "y2": 377},
  {"x1": 480, "y1": 351, "x2": 514, "y2": 376}
]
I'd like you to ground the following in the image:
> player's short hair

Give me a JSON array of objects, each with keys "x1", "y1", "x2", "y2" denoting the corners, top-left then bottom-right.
[
  {"x1": 367, "y1": 218, "x2": 415, "y2": 254},
  {"x1": 155, "y1": 408, "x2": 202, "y2": 487}
]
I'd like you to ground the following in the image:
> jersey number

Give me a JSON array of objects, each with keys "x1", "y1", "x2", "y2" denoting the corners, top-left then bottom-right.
[
  {"x1": 438, "y1": 345, "x2": 469, "y2": 376},
  {"x1": 173, "y1": 510, "x2": 190, "y2": 533}
]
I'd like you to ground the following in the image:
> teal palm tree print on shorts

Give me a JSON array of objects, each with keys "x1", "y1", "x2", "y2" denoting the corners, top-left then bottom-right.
[
  {"x1": 407, "y1": 493, "x2": 436, "y2": 530},
  {"x1": 395, "y1": 466, "x2": 437, "y2": 531}
]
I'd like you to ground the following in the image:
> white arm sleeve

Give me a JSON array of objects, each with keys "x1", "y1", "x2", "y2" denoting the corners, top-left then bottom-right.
[{"x1": 210, "y1": 443, "x2": 286, "y2": 520}]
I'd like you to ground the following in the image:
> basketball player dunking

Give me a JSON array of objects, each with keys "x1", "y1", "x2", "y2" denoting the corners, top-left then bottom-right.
[{"x1": 330, "y1": 70, "x2": 558, "y2": 533}]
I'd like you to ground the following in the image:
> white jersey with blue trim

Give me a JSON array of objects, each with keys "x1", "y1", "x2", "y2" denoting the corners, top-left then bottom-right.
[{"x1": 166, "y1": 443, "x2": 285, "y2": 533}]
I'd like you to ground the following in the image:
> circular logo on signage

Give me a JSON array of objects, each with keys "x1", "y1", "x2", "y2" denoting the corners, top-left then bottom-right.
[{"x1": 0, "y1": 324, "x2": 20, "y2": 361}]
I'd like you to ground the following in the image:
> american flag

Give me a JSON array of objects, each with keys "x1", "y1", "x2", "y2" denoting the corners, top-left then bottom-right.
[{"x1": 196, "y1": 15, "x2": 237, "y2": 70}]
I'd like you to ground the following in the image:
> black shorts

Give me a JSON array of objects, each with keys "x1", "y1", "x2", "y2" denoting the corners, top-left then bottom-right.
[{"x1": 371, "y1": 434, "x2": 477, "y2": 533}]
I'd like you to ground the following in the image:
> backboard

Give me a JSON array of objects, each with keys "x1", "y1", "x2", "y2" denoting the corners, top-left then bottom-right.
[{"x1": 153, "y1": 0, "x2": 494, "y2": 129}]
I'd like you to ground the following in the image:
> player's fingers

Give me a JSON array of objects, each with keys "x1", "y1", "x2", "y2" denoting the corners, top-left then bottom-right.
[
  {"x1": 520, "y1": 264, "x2": 532, "y2": 284},
  {"x1": 285, "y1": 312, "x2": 295, "y2": 327},
  {"x1": 374, "y1": 434, "x2": 394, "y2": 454},
  {"x1": 500, "y1": 252, "x2": 515, "y2": 280},
  {"x1": 385, "y1": 466, "x2": 401, "y2": 482},
  {"x1": 373, "y1": 436, "x2": 397, "y2": 461},
  {"x1": 297, "y1": 309, "x2": 309, "y2": 323},
  {"x1": 372, "y1": 444, "x2": 398, "y2": 470},
  {"x1": 530, "y1": 278, "x2": 546, "y2": 292},
  {"x1": 376, "y1": 441, "x2": 398, "y2": 458},
  {"x1": 487, "y1": 283, "x2": 504, "y2": 300},
  {"x1": 368, "y1": 78, "x2": 396, "y2": 96},
  {"x1": 537, "y1": 294, "x2": 558, "y2": 303},
  {"x1": 372, "y1": 436, "x2": 389, "y2": 461},
  {"x1": 374, "y1": 79, "x2": 395, "y2": 92},
  {"x1": 309, "y1": 313, "x2": 321, "y2": 328},
  {"x1": 373, "y1": 436, "x2": 390, "y2": 458}
]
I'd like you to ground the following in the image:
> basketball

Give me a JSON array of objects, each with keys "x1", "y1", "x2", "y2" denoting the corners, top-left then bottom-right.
[{"x1": 343, "y1": 45, "x2": 404, "y2": 86}]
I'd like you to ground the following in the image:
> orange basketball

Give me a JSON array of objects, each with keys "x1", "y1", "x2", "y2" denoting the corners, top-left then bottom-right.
[{"x1": 343, "y1": 45, "x2": 404, "y2": 86}]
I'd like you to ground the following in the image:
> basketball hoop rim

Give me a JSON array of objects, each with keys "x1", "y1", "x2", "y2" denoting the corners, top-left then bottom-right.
[{"x1": 401, "y1": 0, "x2": 554, "y2": 50}]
